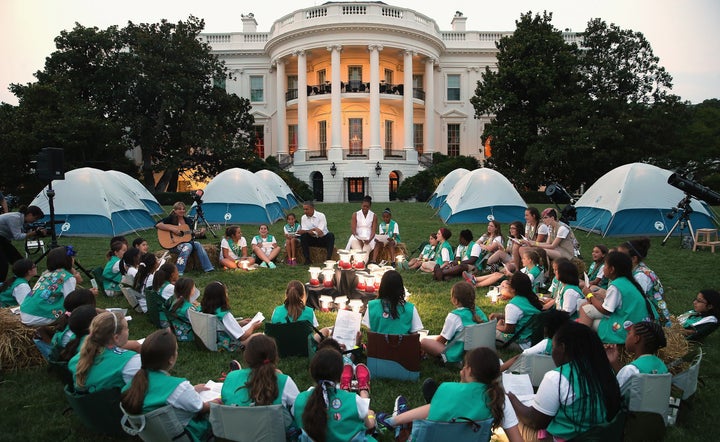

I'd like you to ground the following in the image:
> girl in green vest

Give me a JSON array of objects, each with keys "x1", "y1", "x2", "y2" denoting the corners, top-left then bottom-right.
[
  {"x1": 618, "y1": 238, "x2": 671, "y2": 326},
  {"x1": 606, "y1": 321, "x2": 668, "y2": 392},
  {"x1": 252, "y1": 224, "x2": 280, "y2": 269},
  {"x1": 500, "y1": 309, "x2": 570, "y2": 373},
  {"x1": 0, "y1": 258, "x2": 35, "y2": 307},
  {"x1": 121, "y1": 329, "x2": 214, "y2": 442},
  {"x1": 509, "y1": 321, "x2": 622, "y2": 441},
  {"x1": 200, "y1": 281, "x2": 261, "y2": 351},
  {"x1": 415, "y1": 233, "x2": 439, "y2": 272},
  {"x1": 378, "y1": 347, "x2": 523, "y2": 442},
  {"x1": 421, "y1": 281, "x2": 488, "y2": 363},
  {"x1": 283, "y1": 213, "x2": 301, "y2": 266},
  {"x1": 362, "y1": 270, "x2": 423, "y2": 335},
  {"x1": 491, "y1": 272, "x2": 543, "y2": 349},
  {"x1": 371, "y1": 208, "x2": 401, "y2": 264},
  {"x1": 678, "y1": 289, "x2": 719, "y2": 341},
  {"x1": 168, "y1": 277, "x2": 197, "y2": 342},
  {"x1": 45, "y1": 288, "x2": 96, "y2": 361},
  {"x1": 69, "y1": 311, "x2": 141, "y2": 392},
  {"x1": 52, "y1": 304, "x2": 97, "y2": 363},
  {"x1": 433, "y1": 227, "x2": 454, "y2": 267},
  {"x1": 132, "y1": 253, "x2": 158, "y2": 313},
  {"x1": 271, "y1": 280, "x2": 319, "y2": 326},
  {"x1": 102, "y1": 240, "x2": 127, "y2": 297},
  {"x1": 551, "y1": 260, "x2": 583, "y2": 319},
  {"x1": 293, "y1": 348, "x2": 377, "y2": 442},
  {"x1": 20, "y1": 246, "x2": 77, "y2": 326},
  {"x1": 583, "y1": 244, "x2": 608, "y2": 290}
]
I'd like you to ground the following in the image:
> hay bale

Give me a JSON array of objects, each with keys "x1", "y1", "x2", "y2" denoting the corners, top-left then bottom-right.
[
  {"x1": 0, "y1": 309, "x2": 45, "y2": 371},
  {"x1": 374, "y1": 242, "x2": 409, "y2": 263},
  {"x1": 659, "y1": 319, "x2": 694, "y2": 375},
  {"x1": 296, "y1": 247, "x2": 339, "y2": 265},
  {"x1": 156, "y1": 243, "x2": 220, "y2": 271}
]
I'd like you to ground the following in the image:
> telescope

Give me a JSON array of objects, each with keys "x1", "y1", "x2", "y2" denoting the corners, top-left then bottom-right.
[
  {"x1": 667, "y1": 173, "x2": 720, "y2": 205},
  {"x1": 545, "y1": 182, "x2": 577, "y2": 223}
]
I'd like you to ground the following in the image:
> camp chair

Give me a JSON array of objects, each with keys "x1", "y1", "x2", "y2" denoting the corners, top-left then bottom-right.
[
  {"x1": 672, "y1": 347, "x2": 703, "y2": 400},
  {"x1": 188, "y1": 308, "x2": 218, "y2": 351},
  {"x1": 497, "y1": 311, "x2": 546, "y2": 350},
  {"x1": 622, "y1": 373, "x2": 672, "y2": 441},
  {"x1": 48, "y1": 359, "x2": 73, "y2": 389},
  {"x1": 64, "y1": 385, "x2": 125, "y2": 437},
  {"x1": 264, "y1": 321, "x2": 315, "y2": 358},
  {"x1": 409, "y1": 417, "x2": 493, "y2": 442},
  {"x1": 120, "y1": 403, "x2": 193, "y2": 442},
  {"x1": 120, "y1": 274, "x2": 143, "y2": 313},
  {"x1": 443, "y1": 320, "x2": 497, "y2": 363},
  {"x1": 366, "y1": 332, "x2": 420, "y2": 381},
  {"x1": 145, "y1": 289, "x2": 166, "y2": 328},
  {"x1": 209, "y1": 403, "x2": 287, "y2": 442},
  {"x1": 91, "y1": 266, "x2": 107, "y2": 297},
  {"x1": 526, "y1": 353, "x2": 557, "y2": 388},
  {"x1": 569, "y1": 410, "x2": 626, "y2": 442}
]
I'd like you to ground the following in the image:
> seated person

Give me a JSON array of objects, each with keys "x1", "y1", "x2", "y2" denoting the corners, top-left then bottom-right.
[
  {"x1": 490, "y1": 272, "x2": 543, "y2": 349},
  {"x1": 500, "y1": 310, "x2": 571, "y2": 373},
  {"x1": 102, "y1": 240, "x2": 128, "y2": 297},
  {"x1": 487, "y1": 221, "x2": 524, "y2": 273},
  {"x1": 219, "y1": 226, "x2": 253, "y2": 270},
  {"x1": 345, "y1": 196, "x2": 377, "y2": 263},
  {"x1": 434, "y1": 229, "x2": 482, "y2": 281},
  {"x1": 283, "y1": 213, "x2": 301, "y2": 266},
  {"x1": 547, "y1": 259, "x2": 583, "y2": 319},
  {"x1": 582, "y1": 244, "x2": 609, "y2": 290},
  {"x1": 200, "y1": 281, "x2": 261, "y2": 351},
  {"x1": 606, "y1": 321, "x2": 668, "y2": 392},
  {"x1": 251, "y1": 224, "x2": 280, "y2": 269},
  {"x1": 21, "y1": 246, "x2": 78, "y2": 327},
  {"x1": 363, "y1": 270, "x2": 423, "y2": 334},
  {"x1": 155, "y1": 202, "x2": 214, "y2": 275},
  {"x1": 0, "y1": 258, "x2": 36, "y2": 307},
  {"x1": 520, "y1": 208, "x2": 576, "y2": 262},
  {"x1": 371, "y1": 208, "x2": 401, "y2": 264},
  {"x1": 408, "y1": 233, "x2": 438, "y2": 271},
  {"x1": 271, "y1": 280, "x2": 319, "y2": 326},
  {"x1": 298, "y1": 202, "x2": 336, "y2": 264},
  {"x1": 678, "y1": 289, "x2": 719, "y2": 341}
]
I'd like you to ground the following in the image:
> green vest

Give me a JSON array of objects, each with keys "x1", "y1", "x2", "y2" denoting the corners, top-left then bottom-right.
[
  {"x1": 102, "y1": 256, "x2": 122, "y2": 291},
  {"x1": 435, "y1": 241, "x2": 454, "y2": 265},
  {"x1": 294, "y1": 387, "x2": 375, "y2": 442},
  {"x1": 428, "y1": 382, "x2": 492, "y2": 421},
  {"x1": 598, "y1": 277, "x2": 649, "y2": 344},
  {"x1": 558, "y1": 284, "x2": 582, "y2": 320},
  {"x1": 169, "y1": 300, "x2": 194, "y2": 342},
  {"x1": 444, "y1": 307, "x2": 489, "y2": 363},
  {"x1": 506, "y1": 296, "x2": 540, "y2": 343},
  {"x1": 20, "y1": 269, "x2": 74, "y2": 320},
  {"x1": 0, "y1": 277, "x2": 28, "y2": 307},
  {"x1": 367, "y1": 299, "x2": 415, "y2": 334},
  {"x1": 546, "y1": 362, "x2": 607, "y2": 440},
  {"x1": 630, "y1": 354, "x2": 668, "y2": 374},
  {"x1": 526, "y1": 266, "x2": 543, "y2": 292},
  {"x1": 69, "y1": 346, "x2": 137, "y2": 392},
  {"x1": 379, "y1": 220, "x2": 400, "y2": 242},
  {"x1": 271, "y1": 305, "x2": 315, "y2": 324},
  {"x1": 221, "y1": 368, "x2": 290, "y2": 406}
]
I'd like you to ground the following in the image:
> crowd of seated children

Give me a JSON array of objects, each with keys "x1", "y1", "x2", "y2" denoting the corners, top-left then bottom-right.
[{"x1": 434, "y1": 229, "x2": 482, "y2": 281}]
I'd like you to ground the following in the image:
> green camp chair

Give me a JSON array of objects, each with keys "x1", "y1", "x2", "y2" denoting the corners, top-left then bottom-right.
[
  {"x1": 64, "y1": 385, "x2": 125, "y2": 437},
  {"x1": 264, "y1": 321, "x2": 315, "y2": 358}
]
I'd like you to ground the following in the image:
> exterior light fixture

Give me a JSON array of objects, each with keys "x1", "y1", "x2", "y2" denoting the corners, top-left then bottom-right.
[
  {"x1": 375, "y1": 162, "x2": 382, "y2": 177},
  {"x1": 330, "y1": 162, "x2": 337, "y2": 177}
]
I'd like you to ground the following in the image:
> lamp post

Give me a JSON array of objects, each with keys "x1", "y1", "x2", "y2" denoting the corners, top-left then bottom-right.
[
  {"x1": 330, "y1": 162, "x2": 337, "y2": 177},
  {"x1": 375, "y1": 162, "x2": 382, "y2": 177}
]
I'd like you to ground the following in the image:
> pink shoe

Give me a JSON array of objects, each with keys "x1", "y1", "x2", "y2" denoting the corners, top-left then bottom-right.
[
  {"x1": 340, "y1": 364, "x2": 353, "y2": 391},
  {"x1": 355, "y1": 363, "x2": 371, "y2": 392}
]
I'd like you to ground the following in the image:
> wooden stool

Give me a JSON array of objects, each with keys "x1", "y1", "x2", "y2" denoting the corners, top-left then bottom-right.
[{"x1": 693, "y1": 228, "x2": 720, "y2": 252}]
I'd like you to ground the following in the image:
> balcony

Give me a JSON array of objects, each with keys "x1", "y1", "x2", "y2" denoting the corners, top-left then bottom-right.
[{"x1": 286, "y1": 82, "x2": 424, "y2": 102}]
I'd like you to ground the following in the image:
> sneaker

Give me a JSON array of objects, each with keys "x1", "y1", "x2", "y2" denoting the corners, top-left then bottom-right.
[
  {"x1": 260, "y1": 262, "x2": 268, "y2": 268},
  {"x1": 229, "y1": 360, "x2": 242, "y2": 372},
  {"x1": 375, "y1": 412, "x2": 395, "y2": 430},
  {"x1": 393, "y1": 395, "x2": 408, "y2": 417},
  {"x1": 462, "y1": 271, "x2": 476, "y2": 286},
  {"x1": 268, "y1": 261, "x2": 277, "y2": 269},
  {"x1": 422, "y1": 378, "x2": 438, "y2": 404},
  {"x1": 340, "y1": 364, "x2": 353, "y2": 391},
  {"x1": 355, "y1": 363, "x2": 371, "y2": 392}
]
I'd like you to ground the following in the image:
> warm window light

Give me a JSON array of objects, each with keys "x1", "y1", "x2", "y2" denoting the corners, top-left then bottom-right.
[
  {"x1": 330, "y1": 162, "x2": 337, "y2": 177},
  {"x1": 375, "y1": 162, "x2": 382, "y2": 177}
]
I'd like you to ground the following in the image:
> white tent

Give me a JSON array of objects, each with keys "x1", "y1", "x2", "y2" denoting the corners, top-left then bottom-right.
[
  {"x1": 571, "y1": 163, "x2": 717, "y2": 236},
  {"x1": 427, "y1": 168, "x2": 469, "y2": 208},
  {"x1": 105, "y1": 170, "x2": 163, "y2": 215},
  {"x1": 30, "y1": 167, "x2": 157, "y2": 237},
  {"x1": 191, "y1": 168, "x2": 285, "y2": 225},
  {"x1": 438, "y1": 168, "x2": 527, "y2": 224},
  {"x1": 254, "y1": 169, "x2": 299, "y2": 210}
]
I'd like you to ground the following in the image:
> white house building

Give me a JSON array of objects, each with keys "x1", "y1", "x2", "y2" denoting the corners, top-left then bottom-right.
[{"x1": 201, "y1": 2, "x2": 579, "y2": 202}]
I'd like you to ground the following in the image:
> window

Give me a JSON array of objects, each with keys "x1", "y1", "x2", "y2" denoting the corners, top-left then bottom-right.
[
  {"x1": 318, "y1": 121, "x2": 327, "y2": 157},
  {"x1": 413, "y1": 123, "x2": 424, "y2": 155},
  {"x1": 349, "y1": 118, "x2": 363, "y2": 155},
  {"x1": 348, "y1": 66, "x2": 362, "y2": 91},
  {"x1": 250, "y1": 75, "x2": 264, "y2": 102},
  {"x1": 254, "y1": 125, "x2": 265, "y2": 157},
  {"x1": 213, "y1": 76, "x2": 226, "y2": 90},
  {"x1": 317, "y1": 69, "x2": 326, "y2": 85},
  {"x1": 384, "y1": 120, "x2": 393, "y2": 154},
  {"x1": 288, "y1": 125, "x2": 298, "y2": 156},
  {"x1": 384, "y1": 69, "x2": 393, "y2": 84},
  {"x1": 447, "y1": 74, "x2": 460, "y2": 101},
  {"x1": 287, "y1": 75, "x2": 298, "y2": 100},
  {"x1": 447, "y1": 124, "x2": 460, "y2": 157}
]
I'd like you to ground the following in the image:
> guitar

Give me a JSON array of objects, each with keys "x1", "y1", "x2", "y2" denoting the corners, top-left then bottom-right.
[{"x1": 157, "y1": 227, "x2": 193, "y2": 249}]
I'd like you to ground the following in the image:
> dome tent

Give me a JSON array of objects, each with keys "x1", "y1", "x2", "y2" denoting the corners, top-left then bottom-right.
[
  {"x1": 254, "y1": 169, "x2": 299, "y2": 210},
  {"x1": 105, "y1": 170, "x2": 163, "y2": 215},
  {"x1": 427, "y1": 168, "x2": 469, "y2": 209}
]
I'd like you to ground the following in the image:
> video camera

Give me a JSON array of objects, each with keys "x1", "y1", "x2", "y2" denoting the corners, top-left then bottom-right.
[
  {"x1": 190, "y1": 189, "x2": 205, "y2": 204},
  {"x1": 26, "y1": 219, "x2": 66, "y2": 236},
  {"x1": 667, "y1": 173, "x2": 720, "y2": 205},
  {"x1": 545, "y1": 183, "x2": 577, "y2": 223}
]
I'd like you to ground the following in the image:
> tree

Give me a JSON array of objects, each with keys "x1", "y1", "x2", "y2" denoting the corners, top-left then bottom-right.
[
  {"x1": 471, "y1": 12, "x2": 587, "y2": 189},
  {"x1": 397, "y1": 154, "x2": 479, "y2": 201}
]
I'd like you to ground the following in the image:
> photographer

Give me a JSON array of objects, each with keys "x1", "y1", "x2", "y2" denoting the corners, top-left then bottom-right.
[{"x1": 0, "y1": 205, "x2": 45, "y2": 280}]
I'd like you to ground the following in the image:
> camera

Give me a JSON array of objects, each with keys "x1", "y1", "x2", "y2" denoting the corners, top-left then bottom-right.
[
  {"x1": 190, "y1": 189, "x2": 204, "y2": 204},
  {"x1": 666, "y1": 195, "x2": 693, "y2": 220}
]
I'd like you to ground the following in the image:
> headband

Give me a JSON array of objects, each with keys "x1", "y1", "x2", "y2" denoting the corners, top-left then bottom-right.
[{"x1": 112, "y1": 312, "x2": 119, "y2": 334}]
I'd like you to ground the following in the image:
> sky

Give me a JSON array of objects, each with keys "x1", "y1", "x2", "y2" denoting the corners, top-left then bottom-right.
[{"x1": 2, "y1": 0, "x2": 719, "y2": 105}]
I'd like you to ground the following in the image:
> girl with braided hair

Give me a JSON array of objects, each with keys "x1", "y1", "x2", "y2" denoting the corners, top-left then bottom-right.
[
  {"x1": 293, "y1": 348, "x2": 377, "y2": 441},
  {"x1": 509, "y1": 321, "x2": 622, "y2": 440},
  {"x1": 606, "y1": 320, "x2": 668, "y2": 391}
]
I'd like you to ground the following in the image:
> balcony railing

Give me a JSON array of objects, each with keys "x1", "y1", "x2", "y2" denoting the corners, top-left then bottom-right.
[{"x1": 286, "y1": 82, "x2": 423, "y2": 101}]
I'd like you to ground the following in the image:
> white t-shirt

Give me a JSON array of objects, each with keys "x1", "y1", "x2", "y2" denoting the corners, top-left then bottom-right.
[
  {"x1": 220, "y1": 237, "x2": 247, "y2": 261},
  {"x1": 560, "y1": 287, "x2": 584, "y2": 316},
  {"x1": 615, "y1": 364, "x2": 641, "y2": 392},
  {"x1": 602, "y1": 285, "x2": 622, "y2": 313},
  {"x1": 634, "y1": 271, "x2": 652, "y2": 294},
  {"x1": 555, "y1": 224, "x2": 570, "y2": 240},
  {"x1": 522, "y1": 338, "x2": 551, "y2": 355},
  {"x1": 533, "y1": 370, "x2": 575, "y2": 417},
  {"x1": 161, "y1": 283, "x2": 175, "y2": 301},
  {"x1": 301, "y1": 210, "x2": 329, "y2": 235},
  {"x1": 504, "y1": 302, "x2": 524, "y2": 326},
  {"x1": 251, "y1": 235, "x2": 277, "y2": 256},
  {"x1": 439, "y1": 312, "x2": 465, "y2": 340},
  {"x1": 11, "y1": 281, "x2": 31, "y2": 306},
  {"x1": 440, "y1": 244, "x2": 452, "y2": 263},
  {"x1": 166, "y1": 379, "x2": 204, "y2": 427}
]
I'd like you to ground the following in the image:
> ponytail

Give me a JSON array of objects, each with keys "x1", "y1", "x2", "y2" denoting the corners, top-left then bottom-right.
[
  {"x1": 75, "y1": 311, "x2": 125, "y2": 389},
  {"x1": 451, "y1": 281, "x2": 485, "y2": 323},
  {"x1": 465, "y1": 348, "x2": 504, "y2": 429},
  {"x1": 303, "y1": 348, "x2": 343, "y2": 442},
  {"x1": 241, "y1": 335, "x2": 279, "y2": 406}
]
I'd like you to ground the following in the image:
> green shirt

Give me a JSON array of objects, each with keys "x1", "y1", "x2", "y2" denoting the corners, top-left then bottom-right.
[
  {"x1": 598, "y1": 277, "x2": 649, "y2": 344},
  {"x1": 506, "y1": 296, "x2": 540, "y2": 343},
  {"x1": 293, "y1": 387, "x2": 375, "y2": 442},
  {"x1": 102, "y1": 255, "x2": 122, "y2": 292},
  {"x1": 0, "y1": 277, "x2": 29, "y2": 307},
  {"x1": 428, "y1": 382, "x2": 492, "y2": 422},
  {"x1": 378, "y1": 219, "x2": 400, "y2": 242},
  {"x1": 271, "y1": 304, "x2": 315, "y2": 324},
  {"x1": 20, "y1": 269, "x2": 73, "y2": 320}
]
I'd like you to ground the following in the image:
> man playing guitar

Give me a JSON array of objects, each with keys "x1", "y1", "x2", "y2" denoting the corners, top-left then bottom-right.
[{"x1": 155, "y1": 202, "x2": 215, "y2": 275}]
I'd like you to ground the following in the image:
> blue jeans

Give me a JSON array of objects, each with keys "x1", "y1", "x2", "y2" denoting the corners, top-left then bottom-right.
[{"x1": 174, "y1": 241, "x2": 214, "y2": 274}]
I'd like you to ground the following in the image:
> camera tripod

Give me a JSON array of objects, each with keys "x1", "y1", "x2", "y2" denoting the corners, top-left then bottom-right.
[
  {"x1": 661, "y1": 194, "x2": 695, "y2": 247},
  {"x1": 192, "y1": 198, "x2": 217, "y2": 240}
]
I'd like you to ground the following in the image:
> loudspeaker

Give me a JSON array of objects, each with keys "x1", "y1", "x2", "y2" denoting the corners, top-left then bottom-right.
[{"x1": 36, "y1": 147, "x2": 65, "y2": 181}]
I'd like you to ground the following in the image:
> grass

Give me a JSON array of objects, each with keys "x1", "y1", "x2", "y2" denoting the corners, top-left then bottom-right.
[{"x1": 1, "y1": 202, "x2": 718, "y2": 441}]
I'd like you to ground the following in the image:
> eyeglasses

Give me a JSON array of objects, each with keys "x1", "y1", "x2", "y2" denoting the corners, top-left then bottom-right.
[
  {"x1": 542, "y1": 216, "x2": 551, "y2": 219},
  {"x1": 693, "y1": 297, "x2": 707, "y2": 304}
]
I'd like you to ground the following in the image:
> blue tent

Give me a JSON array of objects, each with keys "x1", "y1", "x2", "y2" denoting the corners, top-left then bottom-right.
[
  {"x1": 105, "y1": 170, "x2": 163, "y2": 215},
  {"x1": 254, "y1": 169, "x2": 300, "y2": 210},
  {"x1": 571, "y1": 163, "x2": 717, "y2": 236},
  {"x1": 428, "y1": 168, "x2": 469, "y2": 209}
]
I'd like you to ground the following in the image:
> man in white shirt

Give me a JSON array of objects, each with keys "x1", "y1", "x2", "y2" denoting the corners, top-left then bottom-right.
[{"x1": 297, "y1": 201, "x2": 336, "y2": 263}]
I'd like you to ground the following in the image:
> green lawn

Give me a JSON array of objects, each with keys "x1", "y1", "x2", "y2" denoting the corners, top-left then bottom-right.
[{"x1": 1, "y1": 202, "x2": 717, "y2": 441}]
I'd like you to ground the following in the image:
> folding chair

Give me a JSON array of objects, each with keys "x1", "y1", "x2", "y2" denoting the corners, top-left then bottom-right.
[
  {"x1": 527, "y1": 353, "x2": 557, "y2": 388},
  {"x1": 443, "y1": 320, "x2": 497, "y2": 363},
  {"x1": 672, "y1": 347, "x2": 703, "y2": 400},
  {"x1": 409, "y1": 417, "x2": 493, "y2": 442},
  {"x1": 91, "y1": 266, "x2": 107, "y2": 297},
  {"x1": 64, "y1": 385, "x2": 125, "y2": 437},
  {"x1": 570, "y1": 410, "x2": 626, "y2": 442},
  {"x1": 188, "y1": 308, "x2": 218, "y2": 351},
  {"x1": 366, "y1": 332, "x2": 420, "y2": 381},
  {"x1": 145, "y1": 289, "x2": 166, "y2": 329},
  {"x1": 120, "y1": 403, "x2": 193, "y2": 442},
  {"x1": 622, "y1": 373, "x2": 672, "y2": 440},
  {"x1": 264, "y1": 321, "x2": 315, "y2": 358},
  {"x1": 209, "y1": 403, "x2": 287, "y2": 442}
]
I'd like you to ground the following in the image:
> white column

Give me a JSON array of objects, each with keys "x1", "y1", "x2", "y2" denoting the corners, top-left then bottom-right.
[
  {"x1": 403, "y1": 50, "x2": 414, "y2": 150},
  {"x1": 297, "y1": 50, "x2": 308, "y2": 152},
  {"x1": 275, "y1": 59, "x2": 287, "y2": 155},
  {"x1": 329, "y1": 45, "x2": 342, "y2": 153},
  {"x1": 369, "y1": 44, "x2": 382, "y2": 152},
  {"x1": 424, "y1": 58, "x2": 436, "y2": 154}
]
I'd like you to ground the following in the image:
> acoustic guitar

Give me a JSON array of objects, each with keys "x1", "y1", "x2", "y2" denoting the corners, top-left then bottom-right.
[{"x1": 157, "y1": 227, "x2": 193, "y2": 249}]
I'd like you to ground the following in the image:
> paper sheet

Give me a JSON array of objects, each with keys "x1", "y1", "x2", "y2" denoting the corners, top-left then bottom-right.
[
  {"x1": 332, "y1": 309, "x2": 362, "y2": 351},
  {"x1": 198, "y1": 380, "x2": 223, "y2": 402},
  {"x1": 584, "y1": 272, "x2": 590, "y2": 288},
  {"x1": 502, "y1": 372, "x2": 535, "y2": 405},
  {"x1": 241, "y1": 311, "x2": 265, "y2": 334},
  {"x1": 374, "y1": 234, "x2": 389, "y2": 243}
]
